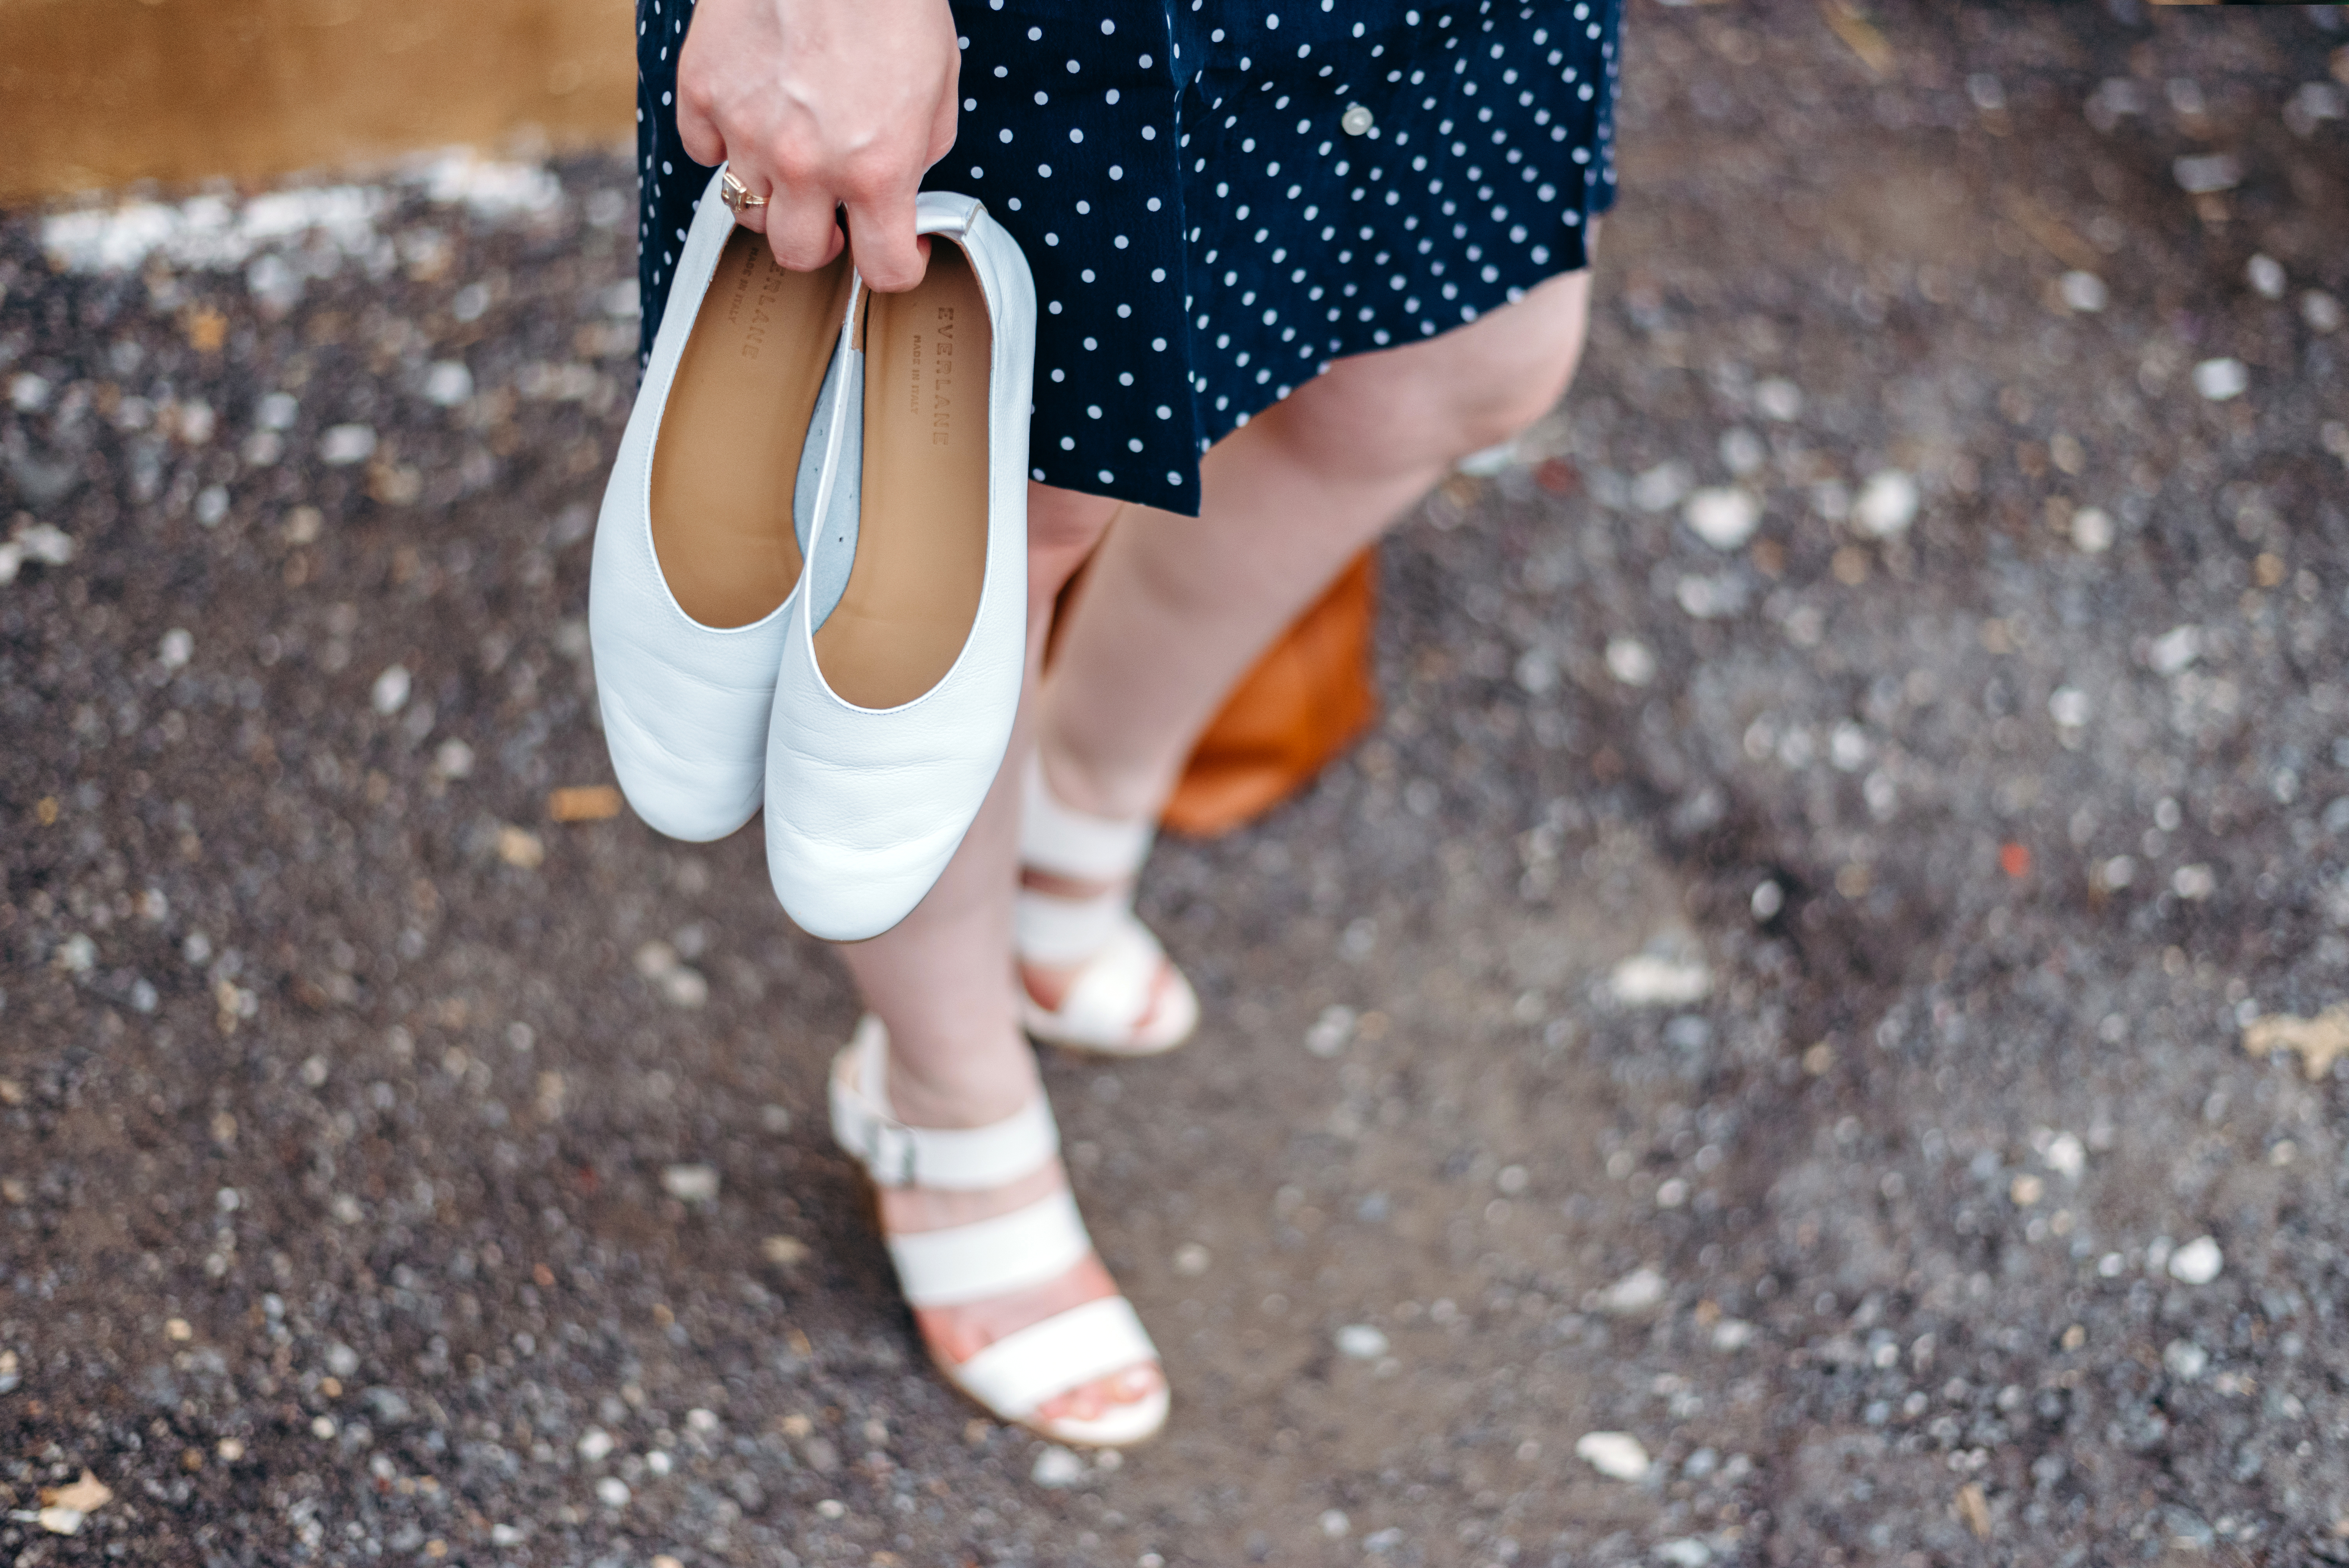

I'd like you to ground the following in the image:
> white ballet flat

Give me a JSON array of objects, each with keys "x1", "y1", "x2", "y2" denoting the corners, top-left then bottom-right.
[
  {"x1": 1017, "y1": 755, "x2": 1200, "y2": 1057},
  {"x1": 828, "y1": 1016, "x2": 1169, "y2": 1447},
  {"x1": 590, "y1": 164, "x2": 853, "y2": 842},
  {"x1": 764, "y1": 192, "x2": 1035, "y2": 941}
]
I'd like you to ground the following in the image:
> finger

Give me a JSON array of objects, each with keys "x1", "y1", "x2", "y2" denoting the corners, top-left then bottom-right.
[
  {"x1": 762, "y1": 191, "x2": 847, "y2": 273},
  {"x1": 841, "y1": 187, "x2": 927, "y2": 293},
  {"x1": 675, "y1": 86, "x2": 726, "y2": 171}
]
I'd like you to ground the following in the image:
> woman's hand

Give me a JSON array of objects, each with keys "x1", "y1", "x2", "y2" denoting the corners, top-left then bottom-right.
[{"x1": 676, "y1": 0, "x2": 960, "y2": 291}]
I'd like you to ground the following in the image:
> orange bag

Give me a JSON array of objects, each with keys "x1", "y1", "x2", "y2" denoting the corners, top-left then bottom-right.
[{"x1": 1160, "y1": 547, "x2": 1379, "y2": 836}]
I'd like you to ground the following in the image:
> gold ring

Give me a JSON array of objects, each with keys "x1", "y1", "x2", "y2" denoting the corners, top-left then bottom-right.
[{"x1": 720, "y1": 169, "x2": 768, "y2": 215}]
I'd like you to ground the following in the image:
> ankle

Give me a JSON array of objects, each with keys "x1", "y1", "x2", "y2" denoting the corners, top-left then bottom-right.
[
  {"x1": 881, "y1": 1027, "x2": 1040, "y2": 1130},
  {"x1": 1032, "y1": 732, "x2": 1165, "y2": 828}
]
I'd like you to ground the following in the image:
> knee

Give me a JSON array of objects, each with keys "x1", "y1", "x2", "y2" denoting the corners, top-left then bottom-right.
[{"x1": 1279, "y1": 269, "x2": 1593, "y2": 476}]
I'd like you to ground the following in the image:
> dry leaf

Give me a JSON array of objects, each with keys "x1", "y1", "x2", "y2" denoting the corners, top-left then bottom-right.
[
  {"x1": 1956, "y1": 1481, "x2": 1990, "y2": 1539},
  {"x1": 41, "y1": 1470, "x2": 113, "y2": 1513},
  {"x1": 2243, "y1": 1006, "x2": 2349, "y2": 1081},
  {"x1": 547, "y1": 785, "x2": 623, "y2": 823},
  {"x1": 1817, "y1": 0, "x2": 1893, "y2": 77}
]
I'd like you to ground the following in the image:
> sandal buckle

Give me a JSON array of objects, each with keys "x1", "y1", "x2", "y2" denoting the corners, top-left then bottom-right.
[{"x1": 863, "y1": 1116, "x2": 920, "y2": 1188}]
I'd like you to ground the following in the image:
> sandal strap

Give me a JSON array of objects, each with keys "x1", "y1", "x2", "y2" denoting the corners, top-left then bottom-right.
[
  {"x1": 1015, "y1": 883, "x2": 1130, "y2": 966},
  {"x1": 1020, "y1": 753, "x2": 1153, "y2": 884},
  {"x1": 829, "y1": 1016, "x2": 1059, "y2": 1191},
  {"x1": 949, "y1": 1295, "x2": 1160, "y2": 1419},
  {"x1": 1047, "y1": 920, "x2": 1170, "y2": 1041},
  {"x1": 888, "y1": 1188, "x2": 1093, "y2": 1308}
]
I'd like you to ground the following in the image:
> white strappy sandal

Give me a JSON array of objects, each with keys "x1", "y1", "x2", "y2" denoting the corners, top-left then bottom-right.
[
  {"x1": 828, "y1": 1016, "x2": 1169, "y2": 1446},
  {"x1": 1015, "y1": 755, "x2": 1201, "y2": 1057}
]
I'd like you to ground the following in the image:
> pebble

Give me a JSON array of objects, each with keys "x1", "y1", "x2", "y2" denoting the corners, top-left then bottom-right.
[
  {"x1": 371, "y1": 665, "x2": 412, "y2": 716},
  {"x1": 319, "y1": 424, "x2": 378, "y2": 465},
  {"x1": 1030, "y1": 1445, "x2": 1087, "y2": 1487},
  {"x1": 1319, "y1": 1509, "x2": 1351, "y2": 1538},
  {"x1": 2171, "y1": 864, "x2": 2216, "y2": 902},
  {"x1": 2043, "y1": 1132, "x2": 2085, "y2": 1178},
  {"x1": 2058, "y1": 271, "x2": 2108, "y2": 313},
  {"x1": 433, "y1": 738, "x2": 476, "y2": 779},
  {"x1": 1573, "y1": 1431, "x2": 1652, "y2": 1481},
  {"x1": 2305, "y1": 290, "x2": 2344, "y2": 335},
  {"x1": 1305, "y1": 1004, "x2": 1356, "y2": 1058},
  {"x1": 1750, "y1": 880, "x2": 1784, "y2": 920},
  {"x1": 1853, "y1": 470, "x2": 1918, "y2": 538},
  {"x1": 760, "y1": 1235, "x2": 810, "y2": 1266},
  {"x1": 2069, "y1": 506, "x2": 2114, "y2": 553},
  {"x1": 2167, "y1": 1235, "x2": 2223, "y2": 1285},
  {"x1": 1173, "y1": 1242, "x2": 1212, "y2": 1276},
  {"x1": 159, "y1": 628, "x2": 194, "y2": 670},
  {"x1": 2148, "y1": 625, "x2": 2201, "y2": 676},
  {"x1": 661, "y1": 1165, "x2": 720, "y2": 1204},
  {"x1": 2242, "y1": 1005, "x2": 2349, "y2": 1080},
  {"x1": 577, "y1": 1427, "x2": 614, "y2": 1462},
  {"x1": 2192, "y1": 358, "x2": 2248, "y2": 402},
  {"x1": 2172, "y1": 152, "x2": 2241, "y2": 194},
  {"x1": 1595, "y1": 1266, "x2": 1668, "y2": 1315},
  {"x1": 1335, "y1": 1324, "x2": 1390, "y2": 1360},
  {"x1": 1711, "y1": 1319, "x2": 1756, "y2": 1352},
  {"x1": 1717, "y1": 427, "x2": 1766, "y2": 477},
  {"x1": 1682, "y1": 487, "x2": 1759, "y2": 551},
  {"x1": 1752, "y1": 378, "x2": 1802, "y2": 421},
  {"x1": 423, "y1": 361, "x2": 475, "y2": 407},
  {"x1": 1604, "y1": 637, "x2": 1656, "y2": 687},
  {"x1": 1606, "y1": 953, "x2": 1711, "y2": 1007},
  {"x1": 2048, "y1": 687, "x2": 2091, "y2": 728},
  {"x1": 595, "y1": 1476, "x2": 630, "y2": 1508},
  {"x1": 494, "y1": 826, "x2": 544, "y2": 870},
  {"x1": 2245, "y1": 254, "x2": 2286, "y2": 301},
  {"x1": 2164, "y1": 1340, "x2": 2209, "y2": 1382},
  {"x1": 1655, "y1": 1539, "x2": 1713, "y2": 1567},
  {"x1": 1631, "y1": 461, "x2": 1693, "y2": 512}
]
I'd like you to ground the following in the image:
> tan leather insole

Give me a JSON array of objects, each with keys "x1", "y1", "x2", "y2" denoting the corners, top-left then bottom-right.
[
  {"x1": 650, "y1": 231, "x2": 851, "y2": 629},
  {"x1": 813, "y1": 241, "x2": 992, "y2": 709}
]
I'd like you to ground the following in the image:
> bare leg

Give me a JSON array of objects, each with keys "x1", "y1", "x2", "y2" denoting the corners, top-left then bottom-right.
[
  {"x1": 1037, "y1": 268, "x2": 1594, "y2": 825},
  {"x1": 831, "y1": 481, "x2": 1160, "y2": 1427},
  {"x1": 1018, "y1": 271, "x2": 1594, "y2": 1017}
]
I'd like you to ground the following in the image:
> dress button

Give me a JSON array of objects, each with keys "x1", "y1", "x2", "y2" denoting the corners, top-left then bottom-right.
[{"x1": 1340, "y1": 104, "x2": 1374, "y2": 136}]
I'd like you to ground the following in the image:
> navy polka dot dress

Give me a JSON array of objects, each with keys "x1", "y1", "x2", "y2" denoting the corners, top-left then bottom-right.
[{"x1": 637, "y1": 0, "x2": 1621, "y2": 517}]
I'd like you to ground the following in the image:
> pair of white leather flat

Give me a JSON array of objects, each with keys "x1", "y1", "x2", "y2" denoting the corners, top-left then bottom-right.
[{"x1": 590, "y1": 167, "x2": 1033, "y2": 942}]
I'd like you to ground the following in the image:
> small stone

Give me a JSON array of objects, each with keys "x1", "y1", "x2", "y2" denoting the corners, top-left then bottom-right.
[
  {"x1": 651, "y1": 1556, "x2": 683, "y2": 1568},
  {"x1": 2305, "y1": 290, "x2": 2345, "y2": 335},
  {"x1": 547, "y1": 784, "x2": 624, "y2": 821},
  {"x1": 492, "y1": 1525, "x2": 527, "y2": 1547},
  {"x1": 1606, "y1": 953, "x2": 1711, "y2": 1007},
  {"x1": 158, "y1": 627, "x2": 194, "y2": 670},
  {"x1": 1683, "y1": 486, "x2": 1759, "y2": 550},
  {"x1": 311, "y1": 1415, "x2": 338, "y2": 1439},
  {"x1": 2069, "y1": 505, "x2": 2114, "y2": 553},
  {"x1": 2009, "y1": 1174, "x2": 2044, "y2": 1206},
  {"x1": 1305, "y1": 1004, "x2": 1356, "y2": 1058},
  {"x1": 2192, "y1": 358, "x2": 2248, "y2": 401},
  {"x1": 662, "y1": 1165, "x2": 720, "y2": 1204},
  {"x1": 16, "y1": 522, "x2": 75, "y2": 566},
  {"x1": 423, "y1": 362, "x2": 475, "y2": 407},
  {"x1": 2058, "y1": 271, "x2": 2108, "y2": 313},
  {"x1": 2164, "y1": 1339, "x2": 2209, "y2": 1382},
  {"x1": 1173, "y1": 1242, "x2": 1212, "y2": 1276},
  {"x1": 2048, "y1": 687, "x2": 2091, "y2": 727},
  {"x1": 2171, "y1": 864, "x2": 2216, "y2": 901},
  {"x1": 1750, "y1": 880, "x2": 1784, "y2": 920},
  {"x1": 1319, "y1": 1509, "x2": 1351, "y2": 1538},
  {"x1": 2246, "y1": 254, "x2": 2287, "y2": 300},
  {"x1": 659, "y1": 968, "x2": 710, "y2": 1009},
  {"x1": 319, "y1": 424, "x2": 377, "y2": 465},
  {"x1": 595, "y1": 1476, "x2": 631, "y2": 1508},
  {"x1": 1604, "y1": 637, "x2": 1656, "y2": 687},
  {"x1": 2044, "y1": 1132, "x2": 2085, "y2": 1178},
  {"x1": 2168, "y1": 1235, "x2": 2223, "y2": 1285},
  {"x1": 2148, "y1": 625, "x2": 2201, "y2": 676},
  {"x1": 43, "y1": 1472, "x2": 112, "y2": 1514},
  {"x1": 37, "y1": 1506, "x2": 86, "y2": 1536},
  {"x1": 370, "y1": 665, "x2": 412, "y2": 715},
  {"x1": 495, "y1": 826, "x2": 544, "y2": 870},
  {"x1": 761, "y1": 1235, "x2": 809, "y2": 1267},
  {"x1": 165, "y1": 1317, "x2": 192, "y2": 1341},
  {"x1": 1335, "y1": 1324, "x2": 1390, "y2": 1360},
  {"x1": 2243, "y1": 1005, "x2": 2349, "y2": 1080},
  {"x1": 1753, "y1": 378, "x2": 1802, "y2": 421},
  {"x1": 1656, "y1": 1539, "x2": 1713, "y2": 1568},
  {"x1": 1031, "y1": 1445, "x2": 1087, "y2": 1487},
  {"x1": 1711, "y1": 1318, "x2": 1756, "y2": 1351},
  {"x1": 577, "y1": 1427, "x2": 615, "y2": 1462},
  {"x1": 2172, "y1": 152, "x2": 2241, "y2": 194},
  {"x1": 1853, "y1": 470, "x2": 1919, "y2": 538},
  {"x1": 1574, "y1": 1431, "x2": 1652, "y2": 1481},
  {"x1": 325, "y1": 1342, "x2": 359, "y2": 1377},
  {"x1": 1631, "y1": 460, "x2": 1693, "y2": 512},
  {"x1": 1718, "y1": 427, "x2": 1766, "y2": 477},
  {"x1": 216, "y1": 1438, "x2": 244, "y2": 1461},
  {"x1": 1595, "y1": 1266, "x2": 1667, "y2": 1315}
]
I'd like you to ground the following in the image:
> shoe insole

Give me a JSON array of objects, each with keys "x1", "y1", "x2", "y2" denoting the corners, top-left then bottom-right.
[
  {"x1": 813, "y1": 240, "x2": 992, "y2": 710},
  {"x1": 650, "y1": 230, "x2": 852, "y2": 630}
]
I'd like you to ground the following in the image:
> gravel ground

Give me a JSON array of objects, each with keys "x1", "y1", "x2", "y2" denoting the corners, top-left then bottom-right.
[{"x1": 6, "y1": 3, "x2": 2349, "y2": 1564}]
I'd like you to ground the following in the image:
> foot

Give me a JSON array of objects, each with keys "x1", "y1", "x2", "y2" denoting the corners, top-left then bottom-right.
[
  {"x1": 876, "y1": 1161, "x2": 1165, "y2": 1429},
  {"x1": 1015, "y1": 864, "x2": 1183, "y2": 1033}
]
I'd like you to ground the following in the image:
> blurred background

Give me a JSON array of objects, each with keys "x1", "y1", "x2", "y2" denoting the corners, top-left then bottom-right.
[{"x1": 0, "y1": 0, "x2": 632, "y2": 203}]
